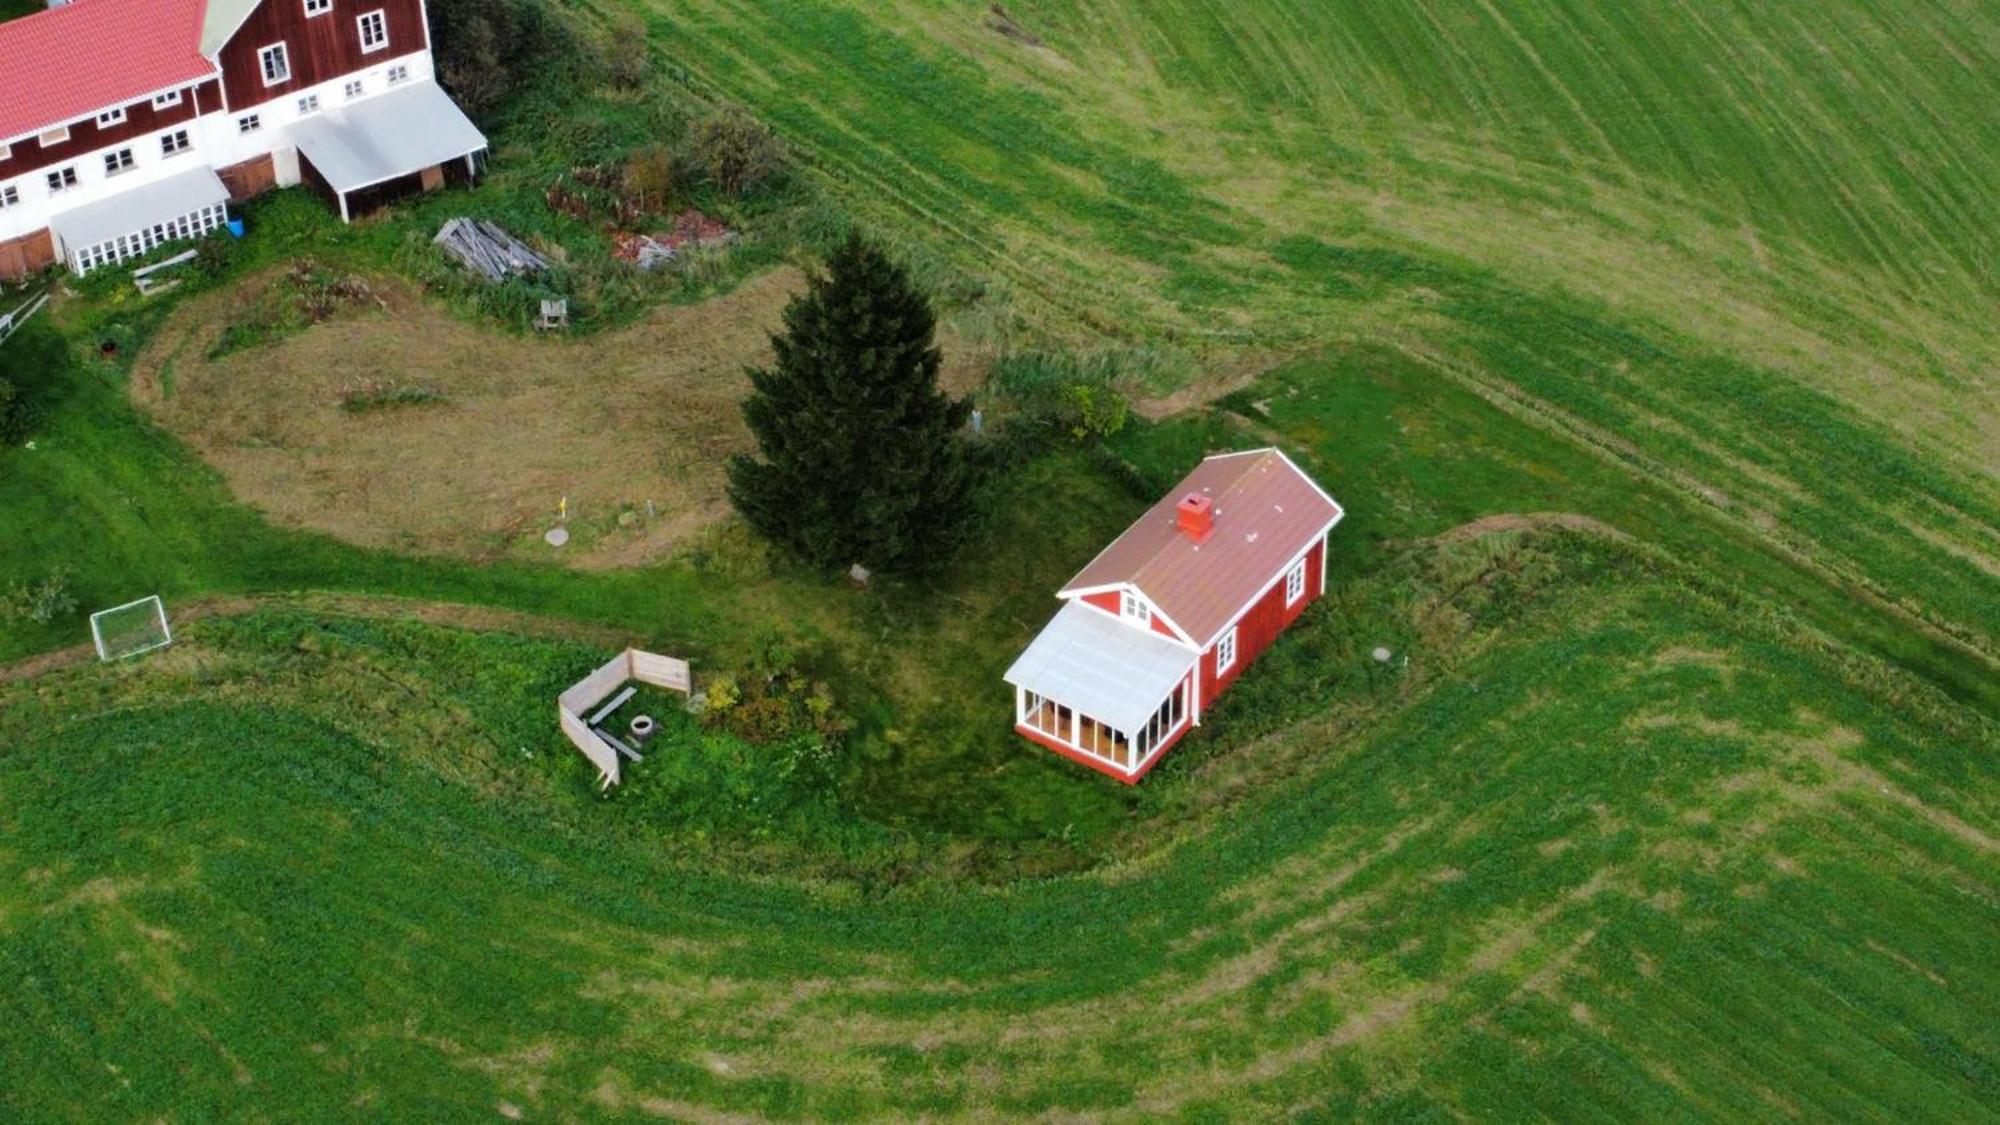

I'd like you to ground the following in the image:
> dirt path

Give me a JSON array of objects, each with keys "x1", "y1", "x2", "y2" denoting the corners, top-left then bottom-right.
[{"x1": 0, "y1": 592, "x2": 642, "y2": 687}]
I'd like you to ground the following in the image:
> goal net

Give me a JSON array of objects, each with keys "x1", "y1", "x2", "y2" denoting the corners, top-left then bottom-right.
[{"x1": 90, "y1": 596, "x2": 173, "y2": 662}]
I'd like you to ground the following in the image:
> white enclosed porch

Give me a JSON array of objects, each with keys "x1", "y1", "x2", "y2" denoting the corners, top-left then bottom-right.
[{"x1": 1005, "y1": 600, "x2": 1196, "y2": 777}]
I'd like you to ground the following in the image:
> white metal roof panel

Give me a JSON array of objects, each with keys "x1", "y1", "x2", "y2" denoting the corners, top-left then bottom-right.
[
  {"x1": 288, "y1": 81, "x2": 487, "y2": 194},
  {"x1": 50, "y1": 166, "x2": 227, "y2": 250},
  {"x1": 1004, "y1": 601, "x2": 1197, "y2": 734}
]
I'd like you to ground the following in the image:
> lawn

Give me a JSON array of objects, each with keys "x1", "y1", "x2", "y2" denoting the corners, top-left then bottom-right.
[{"x1": 0, "y1": 0, "x2": 1996, "y2": 1116}]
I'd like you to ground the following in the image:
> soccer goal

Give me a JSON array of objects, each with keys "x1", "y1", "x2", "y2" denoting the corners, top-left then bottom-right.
[{"x1": 89, "y1": 596, "x2": 174, "y2": 662}]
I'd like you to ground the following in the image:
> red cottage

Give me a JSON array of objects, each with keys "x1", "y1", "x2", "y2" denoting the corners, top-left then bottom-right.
[{"x1": 1005, "y1": 448, "x2": 1344, "y2": 782}]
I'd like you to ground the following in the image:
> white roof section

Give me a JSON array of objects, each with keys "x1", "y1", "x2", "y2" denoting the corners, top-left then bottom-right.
[
  {"x1": 50, "y1": 166, "x2": 228, "y2": 250},
  {"x1": 1004, "y1": 601, "x2": 1197, "y2": 735},
  {"x1": 288, "y1": 82, "x2": 488, "y2": 194},
  {"x1": 200, "y1": 0, "x2": 260, "y2": 57}
]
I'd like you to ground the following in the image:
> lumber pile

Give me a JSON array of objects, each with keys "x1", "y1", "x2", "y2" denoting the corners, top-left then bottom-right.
[{"x1": 433, "y1": 218, "x2": 550, "y2": 282}]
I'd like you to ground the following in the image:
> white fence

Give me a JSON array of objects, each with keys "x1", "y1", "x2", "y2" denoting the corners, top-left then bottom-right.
[{"x1": 556, "y1": 648, "x2": 692, "y2": 788}]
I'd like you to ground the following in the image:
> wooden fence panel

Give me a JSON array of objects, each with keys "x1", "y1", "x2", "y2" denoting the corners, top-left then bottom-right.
[
  {"x1": 630, "y1": 651, "x2": 692, "y2": 693},
  {"x1": 556, "y1": 649, "x2": 691, "y2": 788}
]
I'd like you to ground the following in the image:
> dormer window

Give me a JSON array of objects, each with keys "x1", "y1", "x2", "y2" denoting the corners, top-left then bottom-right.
[
  {"x1": 259, "y1": 43, "x2": 292, "y2": 86},
  {"x1": 97, "y1": 108, "x2": 126, "y2": 127},
  {"x1": 1121, "y1": 589, "x2": 1151, "y2": 627}
]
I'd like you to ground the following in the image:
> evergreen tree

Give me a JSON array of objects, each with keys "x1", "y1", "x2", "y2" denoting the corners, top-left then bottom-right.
[{"x1": 728, "y1": 233, "x2": 975, "y2": 574}]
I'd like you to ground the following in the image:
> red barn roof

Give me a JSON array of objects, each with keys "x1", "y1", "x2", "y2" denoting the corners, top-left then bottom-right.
[
  {"x1": 0, "y1": 0, "x2": 214, "y2": 145},
  {"x1": 1061, "y1": 448, "x2": 1342, "y2": 646}
]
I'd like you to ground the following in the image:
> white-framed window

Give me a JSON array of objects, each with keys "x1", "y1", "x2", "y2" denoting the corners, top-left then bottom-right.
[
  {"x1": 1217, "y1": 627, "x2": 1238, "y2": 673},
  {"x1": 40, "y1": 126, "x2": 70, "y2": 146},
  {"x1": 104, "y1": 148, "x2": 136, "y2": 176},
  {"x1": 46, "y1": 166, "x2": 78, "y2": 194},
  {"x1": 297, "y1": 94, "x2": 321, "y2": 115},
  {"x1": 0, "y1": 184, "x2": 19, "y2": 209},
  {"x1": 238, "y1": 114, "x2": 263, "y2": 134},
  {"x1": 161, "y1": 129, "x2": 191, "y2": 157},
  {"x1": 259, "y1": 42, "x2": 292, "y2": 86},
  {"x1": 152, "y1": 89, "x2": 183, "y2": 109},
  {"x1": 1121, "y1": 589, "x2": 1150, "y2": 627},
  {"x1": 0, "y1": 143, "x2": 10, "y2": 161},
  {"x1": 386, "y1": 63, "x2": 410, "y2": 85},
  {"x1": 304, "y1": 0, "x2": 331, "y2": 15},
  {"x1": 97, "y1": 107, "x2": 127, "y2": 127},
  {"x1": 344, "y1": 78, "x2": 364, "y2": 99},
  {"x1": 1284, "y1": 559, "x2": 1307, "y2": 606},
  {"x1": 357, "y1": 10, "x2": 388, "y2": 52}
]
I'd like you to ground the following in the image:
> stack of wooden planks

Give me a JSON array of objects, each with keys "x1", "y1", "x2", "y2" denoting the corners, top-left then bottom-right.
[{"x1": 433, "y1": 218, "x2": 550, "y2": 282}]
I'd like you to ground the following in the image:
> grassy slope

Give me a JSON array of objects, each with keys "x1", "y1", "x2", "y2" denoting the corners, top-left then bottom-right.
[
  {"x1": 641, "y1": 0, "x2": 2000, "y2": 682},
  {"x1": 1, "y1": 549, "x2": 1993, "y2": 1119}
]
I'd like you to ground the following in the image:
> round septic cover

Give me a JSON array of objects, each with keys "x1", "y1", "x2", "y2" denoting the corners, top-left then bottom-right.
[
  {"x1": 630, "y1": 715, "x2": 657, "y2": 738},
  {"x1": 1371, "y1": 646, "x2": 1393, "y2": 663},
  {"x1": 544, "y1": 527, "x2": 570, "y2": 547}
]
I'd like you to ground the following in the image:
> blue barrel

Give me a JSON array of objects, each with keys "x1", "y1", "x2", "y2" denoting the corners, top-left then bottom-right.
[{"x1": 226, "y1": 218, "x2": 246, "y2": 239}]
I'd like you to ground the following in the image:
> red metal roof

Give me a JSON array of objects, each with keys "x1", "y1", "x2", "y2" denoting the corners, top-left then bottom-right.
[
  {"x1": 0, "y1": 0, "x2": 215, "y2": 145},
  {"x1": 1061, "y1": 449, "x2": 1343, "y2": 646}
]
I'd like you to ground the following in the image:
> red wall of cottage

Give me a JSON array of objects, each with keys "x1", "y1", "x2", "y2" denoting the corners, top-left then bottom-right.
[
  {"x1": 1081, "y1": 590, "x2": 1120, "y2": 616},
  {"x1": 0, "y1": 81, "x2": 218, "y2": 179},
  {"x1": 217, "y1": 0, "x2": 429, "y2": 111},
  {"x1": 1198, "y1": 538, "x2": 1323, "y2": 714}
]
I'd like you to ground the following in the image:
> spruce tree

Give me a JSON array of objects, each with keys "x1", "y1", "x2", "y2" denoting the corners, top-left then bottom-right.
[{"x1": 727, "y1": 233, "x2": 975, "y2": 573}]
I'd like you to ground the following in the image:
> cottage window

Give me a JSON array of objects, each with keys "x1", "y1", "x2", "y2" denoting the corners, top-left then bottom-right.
[
  {"x1": 97, "y1": 108, "x2": 126, "y2": 127},
  {"x1": 0, "y1": 185, "x2": 19, "y2": 209},
  {"x1": 303, "y1": 0, "x2": 331, "y2": 15},
  {"x1": 238, "y1": 114, "x2": 263, "y2": 134},
  {"x1": 386, "y1": 63, "x2": 410, "y2": 85},
  {"x1": 161, "y1": 130, "x2": 191, "y2": 157},
  {"x1": 1284, "y1": 558, "x2": 1307, "y2": 605},
  {"x1": 1121, "y1": 589, "x2": 1150, "y2": 627},
  {"x1": 259, "y1": 43, "x2": 292, "y2": 86},
  {"x1": 297, "y1": 94, "x2": 322, "y2": 115},
  {"x1": 104, "y1": 148, "x2": 136, "y2": 176},
  {"x1": 344, "y1": 78, "x2": 365, "y2": 99},
  {"x1": 1217, "y1": 627, "x2": 1237, "y2": 673},
  {"x1": 152, "y1": 90, "x2": 183, "y2": 109},
  {"x1": 357, "y1": 10, "x2": 388, "y2": 52},
  {"x1": 46, "y1": 166, "x2": 78, "y2": 194}
]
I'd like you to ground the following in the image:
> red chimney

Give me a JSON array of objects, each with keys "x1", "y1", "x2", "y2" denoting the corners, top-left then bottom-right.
[{"x1": 1177, "y1": 493, "x2": 1214, "y2": 540}]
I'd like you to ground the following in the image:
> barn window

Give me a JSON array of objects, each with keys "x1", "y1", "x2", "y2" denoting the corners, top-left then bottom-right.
[
  {"x1": 39, "y1": 126, "x2": 69, "y2": 146},
  {"x1": 303, "y1": 0, "x2": 331, "y2": 14},
  {"x1": 152, "y1": 89, "x2": 183, "y2": 109},
  {"x1": 259, "y1": 43, "x2": 292, "y2": 86},
  {"x1": 161, "y1": 130, "x2": 191, "y2": 157},
  {"x1": 1121, "y1": 589, "x2": 1150, "y2": 627},
  {"x1": 0, "y1": 185, "x2": 19, "y2": 209},
  {"x1": 344, "y1": 78, "x2": 365, "y2": 99},
  {"x1": 1285, "y1": 559, "x2": 1306, "y2": 605},
  {"x1": 97, "y1": 107, "x2": 126, "y2": 127},
  {"x1": 358, "y1": 10, "x2": 388, "y2": 52},
  {"x1": 238, "y1": 114, "x2": 262, "y2": 134},
  {"x1": 297, "y1": 94, "x2": 321, "y2": 115},
  {"x1": 386, "y1": 63, "x2": 411, "y2": 85},
  {"x1": 45, "y1": 166, "x2": 78, "y2": 193},
  {"x1": 103, "y1": 148, "x2": 136, "y2": 176}
]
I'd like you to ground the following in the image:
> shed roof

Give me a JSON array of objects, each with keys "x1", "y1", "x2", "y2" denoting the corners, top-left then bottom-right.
[
  {"x1": 1004, "y1": 600, "x2": 1198, "y2": 735},
  {"x1": 49, "y1": 165, "x2": 227, "y2": 250},
  {"x1": 0, "y1": 0, "x2": 213, "y2": 146},
  {"x1": 1061, "y1": 448, "x2": 1342, "y2": 646},
  {"x1": 288, "y1": 81, "x2": 488, "y2": 194}
]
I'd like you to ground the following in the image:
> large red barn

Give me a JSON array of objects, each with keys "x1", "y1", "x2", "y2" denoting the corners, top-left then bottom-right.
[{"x1": 1006, "y1": 448, "x2": 1344, "y2": 782}]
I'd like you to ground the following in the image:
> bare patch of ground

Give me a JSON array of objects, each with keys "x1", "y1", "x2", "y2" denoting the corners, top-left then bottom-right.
[{"x1": 132, "y1": 268, "x2": 987, "y2": 568}]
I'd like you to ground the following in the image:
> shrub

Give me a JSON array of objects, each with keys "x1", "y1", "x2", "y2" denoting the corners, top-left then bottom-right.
[
  {"x1": 682, "y1": 107, "x2": 788, "y2": 199},
  {"x1": 989, "y1": 352, "x2": 1131, "y2": 441},
  {"x1": 1, "y1": 566, "x2": 77, "y2": 626},
  {"x1": 601, "y1": 11, "x2": 652, "y2": 90},
  {"x1": 428, "y1": 0, "x2": 575, "y2": 120}
]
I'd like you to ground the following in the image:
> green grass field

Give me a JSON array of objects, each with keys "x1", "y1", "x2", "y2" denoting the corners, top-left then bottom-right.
[{"x1": 1, "y1": 0, "x2": 1996, "y2": 1117}]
